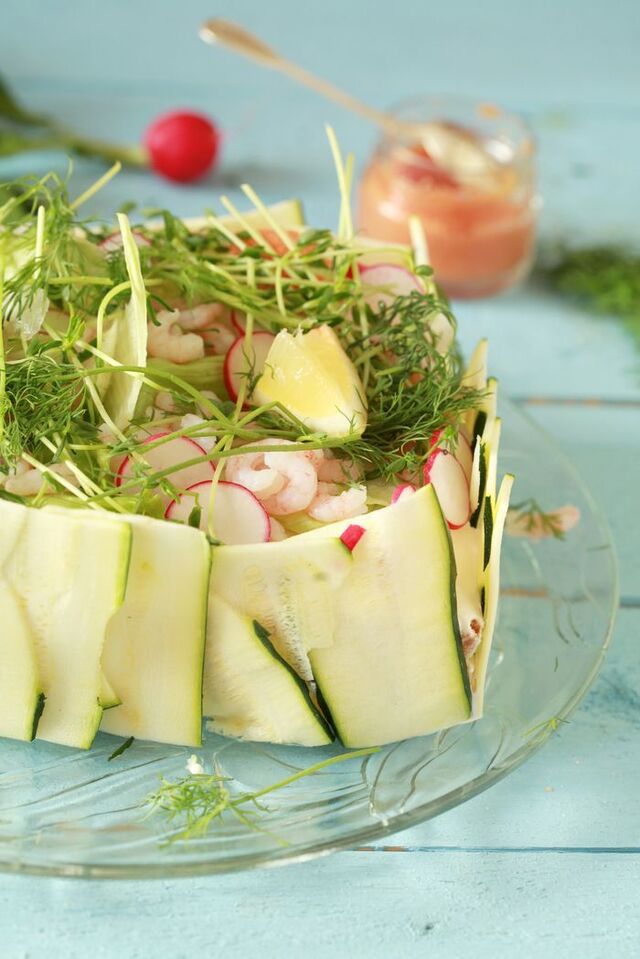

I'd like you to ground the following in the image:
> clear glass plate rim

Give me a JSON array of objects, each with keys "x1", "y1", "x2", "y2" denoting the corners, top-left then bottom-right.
[{"x1": 0, "y1": 398, "x2": 619, "y2": 880}]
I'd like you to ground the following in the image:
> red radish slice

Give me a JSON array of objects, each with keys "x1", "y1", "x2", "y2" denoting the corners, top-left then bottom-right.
[
  {"x1": 423, "y1": 448, "x2": 471, "y2": 530},
  {"x1": 428, "y1": 428, "x2": 443, "y2": 449},
  {"x1": 428, "y1": 428, "x2": 473, "y2": 485},
  {"x1": 340, "y1": 524, "x2": 366, "y2": 552},
  {"x1": 230, "y1": 310, "x2": 246, "y2": 335},
  {"x1": 391, "y1": 483, "x2": 416, "y2": 504},
  {"x1": 116, "y1": 433, "x2": 214, "y2": 499},
  {"x1": 99, "y1": 230, "x2": 151, "y2": 253},
  {"x1": 360, "y1": 263, "x2": 423, "y2": 309},
  {"x1": 166, "y1": 480, "x2": 271, "y2": 545},
  {"x1": 223, "y1": 331, "x2": 275, "y2": 403}
]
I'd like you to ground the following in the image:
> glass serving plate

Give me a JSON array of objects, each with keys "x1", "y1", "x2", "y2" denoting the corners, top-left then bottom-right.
[{"x1": 0, "y1": 398, "x2": 617, "y2": 878}]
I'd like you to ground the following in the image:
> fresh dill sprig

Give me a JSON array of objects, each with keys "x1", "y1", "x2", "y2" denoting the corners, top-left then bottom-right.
[
  {"x1": 509, "y1": 498, "x2": 566, "y2": 540},
  {"x1": 0, "y1": 156, "x2": 482, "y2": 505},
  {"x1": 343, "y1": 293, "x2": 481, "y2": 480},
  {"x1": 0, "y1": 350, "x2": 93, "y2": 465},
  {"x1": 145, "y1": 747, "x2": 379, "y2": 844}
]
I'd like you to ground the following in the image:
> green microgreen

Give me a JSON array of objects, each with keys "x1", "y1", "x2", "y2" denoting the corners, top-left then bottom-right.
[{"x1": 0, "y1": 140, "x2": 482, "y2": 510}]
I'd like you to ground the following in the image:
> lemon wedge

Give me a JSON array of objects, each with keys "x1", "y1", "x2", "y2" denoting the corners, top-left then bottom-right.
[{"x1": 253, "y1": 325, "x2": 367, "y2": 437}]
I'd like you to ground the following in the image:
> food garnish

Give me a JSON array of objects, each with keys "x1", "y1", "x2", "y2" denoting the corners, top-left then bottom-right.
[{"x1": 0, "y1": 132, "x2": 512, "y2": 762}]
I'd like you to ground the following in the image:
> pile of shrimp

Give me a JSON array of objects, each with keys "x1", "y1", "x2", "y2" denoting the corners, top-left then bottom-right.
[
  {"x1": 224, "y1": 440, "x2": 367, "y2": 526},
  {"x1": 0, "y1": 302, "x2": 370, "y2": 529},
  {"x1": 145, "y1": 302, "x2": 370, "y2": 529},
  {"x1": 147, "y1": 302, "x2": 236, "y2": 364}
]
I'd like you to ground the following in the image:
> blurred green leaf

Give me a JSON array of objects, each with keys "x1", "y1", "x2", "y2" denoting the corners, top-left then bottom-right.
[{"x1": 0, "y1": 75, "x2": 49, "y2": 128}]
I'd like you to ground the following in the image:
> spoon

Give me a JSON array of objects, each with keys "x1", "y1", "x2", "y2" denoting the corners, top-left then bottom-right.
[{"x1": 199, "y1": 18, "x2": 500, "y2": 185}]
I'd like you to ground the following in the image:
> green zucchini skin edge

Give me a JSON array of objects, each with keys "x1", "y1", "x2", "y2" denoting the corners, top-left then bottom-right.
[
  {"x1": 483, "y1": 496, "x2": 494, "y2": 571},
  {"x1": 313, "y1": 682, "x2": 339, "y2": 741},
  {"x1": 470, "y1": 442, "x2": 487, "y2": 528},
  {"x1": 198, "y1": 546, "x2": 214, "y2": 743},
  {"x1": 30, "y1": 692, "x2": 46, "y2": 742},
  {"x1": 445, "y1": 526, "x2": 473, "y2": 710},
  {"x1": 252, "y1": 620, "x2": 335, "y2": 742},
  {"x1": 473, "y1": 410, "x2": 487, "y2": 444}
]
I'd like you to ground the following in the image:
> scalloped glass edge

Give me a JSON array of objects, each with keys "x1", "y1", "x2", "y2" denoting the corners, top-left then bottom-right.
[{"x1": 0, "y1": 397, "x2": 618, "y2": 879}]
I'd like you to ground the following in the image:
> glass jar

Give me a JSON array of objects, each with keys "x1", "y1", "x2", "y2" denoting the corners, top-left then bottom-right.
[{"x1": 358, "y1": 95, "x2": 537, "y2": 298}]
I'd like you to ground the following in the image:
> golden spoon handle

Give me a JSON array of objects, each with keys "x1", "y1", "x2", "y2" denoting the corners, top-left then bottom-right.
[
  {"x1": 200, "y1": 18, "x2": 501, "y2": 186},
  {"x1": 199, "y1": 18, "x2": 405, "y2": 139}
]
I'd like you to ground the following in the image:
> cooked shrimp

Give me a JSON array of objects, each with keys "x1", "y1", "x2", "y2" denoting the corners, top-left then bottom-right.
[
  {"x1": 202, "y1": 327, "x2": 236, "y2": 355},
  {"x1": 147, "y1": 310, "x2": 205, "y2": 364},
  {"x1": 317, "y1": 452, "x2": 362, "y2": 483},
  {"x1": 176, "y1": 303, "x2": 226, "y2": 332},
  {"x1": 462, "y1": 618, "x2": 483, "y2": 683},
  {"x1": 222, "y1": 440, "x2": 326, "y2": 516},
  {"x1": 176, "y1": 303, "x2": 235, "y2": 354},
  {"x1": 3, "y1": 462, "x2": 78, "y2": 496},
  {"x1": 304, "y1": 448, "x2": 325, "y2": 471},
  {"x1": 462, "y1": 621, "x2": 482, "y2": 661},
  {"x1": 225, "y1": 447, "x2": 286, "y2": 499},
  {"x1": 180, "y1": 414, "x2": 218, "y2": 453},
  {"x1": 306, "y1": 482, "x2": 367, "y2": 522},
  {"x1": 224, "y1": 440, "x2": 321, "y2": 509},
  {"x1": 155, "y1": 391, "x2": 178, "y2": 413},
  {"x1": 174, "y1": 303, "x2": 236, "y2": 355},
  {"x1": 260, "y1": 448, "x2": 319, "y2": 516}
]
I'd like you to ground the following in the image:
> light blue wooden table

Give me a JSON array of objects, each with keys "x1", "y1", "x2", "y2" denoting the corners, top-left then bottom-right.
[{"x1": 2, "y1": 2, "x2": 639, "y2": 955}]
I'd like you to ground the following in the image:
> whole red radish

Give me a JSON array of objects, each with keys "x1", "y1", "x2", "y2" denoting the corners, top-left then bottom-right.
[{"x1": 145, "y1": 111, "x2": 221, "y2": 183}]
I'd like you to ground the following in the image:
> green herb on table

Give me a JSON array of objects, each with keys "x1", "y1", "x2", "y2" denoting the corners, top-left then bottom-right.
[
  {"x1": 541, "y1": 245, "x2": 640, "y2": 348},
  {"x1": 108, "y1": 736, "x2": 135, "y2": 761},
  {"x1": 145, "y1": 747, "x2": 379, "y2": 843}
]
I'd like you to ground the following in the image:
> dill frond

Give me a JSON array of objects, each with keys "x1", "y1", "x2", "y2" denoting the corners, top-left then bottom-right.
[{"x1": 145, "y1": 747, "x2": 379, "y2": 843}]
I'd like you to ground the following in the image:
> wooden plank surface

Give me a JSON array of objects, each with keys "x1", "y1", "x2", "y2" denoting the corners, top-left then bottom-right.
[{"x1": 2, "y1": 848, "x2": 639, "y2": 959}]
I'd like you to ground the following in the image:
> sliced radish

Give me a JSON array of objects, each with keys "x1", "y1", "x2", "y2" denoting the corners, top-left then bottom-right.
[
  {"x1": 166, "y1": 480, "x2": 271, "y2": 545},
  {"x1": 391, "y1": 483, "x2": 416, "y2": 504},
  {"x1": 223, "y1": 331, "x2": 275, "y2": 403},
  {"x1": 230, "y1": 309, "x2": 245, "y2": 335},
  {"x1": 429, "y1": 428, "x2": 443, "y2": 449},
  {"x1": 360, "y1": 263, "x2": 423, "y2": 309},
  {"x1": 423, "y1": 448, "x2": 471, "y2": 530},
  {"x1": 340, "y1": 524, "x2": 366, "y2": 552},
  {"x1": 116, "y1": 433, "x2": 214, "y2": 500},
  {"x1": 428, "y1": 428, "x2": 473, "y2": 485},
  {"x1": 99, "y1": 230, "x2": 151, "y2": 253}
]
